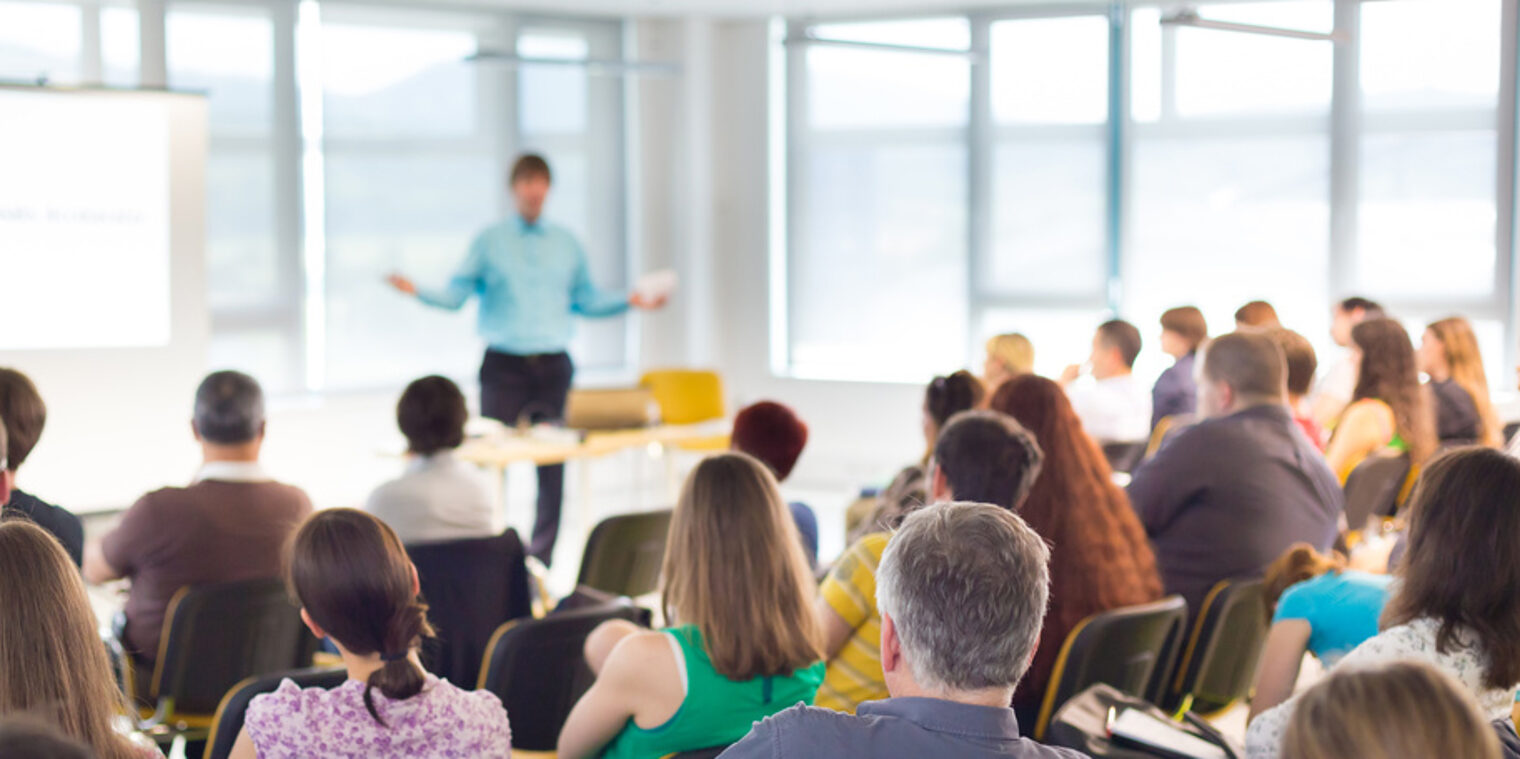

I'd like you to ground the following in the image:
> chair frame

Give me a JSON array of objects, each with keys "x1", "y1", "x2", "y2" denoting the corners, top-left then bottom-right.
[{"x1": 1168, "y1": 578, "x2": 1268, "y2": 718}]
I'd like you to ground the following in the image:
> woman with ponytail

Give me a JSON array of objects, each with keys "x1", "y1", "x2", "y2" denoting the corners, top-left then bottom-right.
[{"x1": 230, "y1": 509, "x2": 511, "y2": 758}]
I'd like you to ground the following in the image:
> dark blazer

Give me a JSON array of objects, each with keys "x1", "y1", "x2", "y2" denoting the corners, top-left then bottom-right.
[
  {"x1": 1151, "y1": 352, "x2": 1198, "y2": 431},
  {"x1": 5, "y1": 489, "x2": 85, "y2": 567}
]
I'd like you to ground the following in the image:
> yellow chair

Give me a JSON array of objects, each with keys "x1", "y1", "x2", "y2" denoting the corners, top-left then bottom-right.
[{"x1": 639, "y1": 369, "x2": 729, "y2": 451}]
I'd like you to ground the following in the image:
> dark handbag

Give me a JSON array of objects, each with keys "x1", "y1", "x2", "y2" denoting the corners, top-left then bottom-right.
[{"x1": 1045, "y1": 684, "x2": 1242, "y2": 759}]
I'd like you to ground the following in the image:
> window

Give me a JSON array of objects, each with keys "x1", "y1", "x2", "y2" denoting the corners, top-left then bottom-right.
[{"x1": 0, "y1": 1, "x2": 81, "y2": 84}]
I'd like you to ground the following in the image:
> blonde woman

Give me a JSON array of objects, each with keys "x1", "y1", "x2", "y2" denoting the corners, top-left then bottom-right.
[
  {"x1": 1282, "y1": 661, "x2": 1500, "y2": 759},
  {"x1": 557, "y1": 453, "x2": 824, "y2": 759},
  {"x1": 0, "y1": 520, "x2": 156, "y2": 759},
  {"x1": 983, "y1": 333, "x2": 1034, "y2": 393},
  {"x1": 1419, "y1": 316, "x2": 1502, "y2": 447}
]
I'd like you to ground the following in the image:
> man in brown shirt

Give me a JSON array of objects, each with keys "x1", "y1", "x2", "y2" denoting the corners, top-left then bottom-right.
[{"x1": 83, "y1": 371, "x2": 312, "y2": 671}]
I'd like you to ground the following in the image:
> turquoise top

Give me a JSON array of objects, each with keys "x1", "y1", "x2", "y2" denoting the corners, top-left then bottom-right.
[
  {"x1": 599, "y1": 625, "x2": 825, "y2": 759},
  {"x1": 1274, "y1": 570, "x2": 1394, "y2": 665}
]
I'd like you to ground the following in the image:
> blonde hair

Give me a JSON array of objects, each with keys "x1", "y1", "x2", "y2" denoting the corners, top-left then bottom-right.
[
  {"x1": 1427, "y1": 317, "x2": 1502, "y2": 447},
  {"x1": 1283, "y1": 660, "x2": 1500, "y2": 759},
  {"x1": 661, "y1": 453, "x2": 823, "y2": 679},
  {"x1": 985, "y1": 334, "x2": 1035, "y2": 377},
  {"x1": 0, "y1": 520, "x2": 140, "y2": 759}
]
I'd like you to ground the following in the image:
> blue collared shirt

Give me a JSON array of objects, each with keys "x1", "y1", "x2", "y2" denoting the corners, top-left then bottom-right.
[
  {"x1": 417, "y1": 216, "x2": 629, "y2": 355},
  {"x1": 718, "y1": 698, "x2": 1087, "y2": 759}
]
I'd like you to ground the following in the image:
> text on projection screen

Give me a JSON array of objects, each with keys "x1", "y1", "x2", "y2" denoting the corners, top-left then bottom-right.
[{"x1": 0, "y1": 89, "x2": 172, "y2": 350}]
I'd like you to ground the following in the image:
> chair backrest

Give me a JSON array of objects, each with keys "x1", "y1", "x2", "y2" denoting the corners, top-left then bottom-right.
[
  {"x1": 1101, "y1": 441, "x2": 1148, "y2": 474},
  {"x1": 1168, "y1": 578, "x2": 1269, "y2": 716},
  {"x1": 1343, "y1": 453, "x2": 1412, "y2": 530},
  {"x1": 477, "y1": 601, "x2": 649, "y2": 751},
  {"x1": 407, "y1": 529, "x2": 533, "y2": 685},
  {"x1": 204, "y1": 667, "x2": 347, "y2": 759},
  {"x1": 577, "y1": 509, "x2": 673, "y2": 598},
  {"x1": 1033, "y1": 596, "x2": 1188, "y2": 741},
  {"x1": 152, "y1": 577, "x2": 319, "y2": 717},
  {"x1": 1144, "y1": 414, "x2": 1195, "y2": 461},
  {"x1": 640, "y1": 369, "x2": 725, "y2": 425}
]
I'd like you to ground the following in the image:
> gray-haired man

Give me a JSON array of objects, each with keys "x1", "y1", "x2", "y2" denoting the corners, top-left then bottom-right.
[{"x1": 721, "y1": 502, "x2": 1084, "y2": 758}]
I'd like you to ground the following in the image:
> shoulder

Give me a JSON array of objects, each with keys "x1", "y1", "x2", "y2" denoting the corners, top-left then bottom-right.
[
  {"x1": 724, "y1": 705, "x2": 851, "y2": 757},
  {"x1": 1342, "y1": 619, "x2": 1445, "y2": 662},
  {"x1": 246, "y1": 678, "x2": 346, "y2": 732},
  {"x1": 603, "y1": 629, "x2": 680, "y2": 684},
  {"x1": 1274, "y1": 575, "x2": 1327, "y2": 618},
  {"x1": 429, "y1": 678, "x2": 512, "y2": 724},
  {"x1": 829, "y1": 535, "x2": 888, "y2": 583}
]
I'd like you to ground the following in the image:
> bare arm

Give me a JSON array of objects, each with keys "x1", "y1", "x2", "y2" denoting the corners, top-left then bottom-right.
[
  {"x1": 816, "y1": 595, "x2": 856, "y2": 661},
  {"x1": 558, "y1": 631, "x2": 680, "y2": 759},
  {"x1": 584, "y1": 619, "x2": 641, "y2": 676},
  {"x1": 82, "y1": 539, "x2": 121, "y2": 585},
  {"x1": 1249, "y1": 620, "x2": 1313, "y2": 722},
  {"x1": 1324, "y1": 401, "x2": 1395, "y2": 482},
  {"x1": 228, "y1": 727, "x2": 258, "y2": 759}
]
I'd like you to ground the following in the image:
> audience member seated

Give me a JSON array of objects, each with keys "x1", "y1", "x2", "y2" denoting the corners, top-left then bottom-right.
[
  {"x1": 231, "y1": 509, "x2": 511, "y2": 758},
  {"x1": 731, "y1": 400, "x2": 819, "y2": 567},
  {"x1": 0, "y1": 521, "x2": 157, "y2": 759},
  {"x1": 556, "y1": 453, "x2": 823, "y2": 758},
  {"x1": 0, "y1": 717, "x2": 99, "y2": 759},
  {"x1": 1311, "y1": 296, "x2": 1384, "y2": 428},
  {"x1": 989, "y1": 376, "x2": 1163, "y2": 721},
  {"x1": 1247, "y1": 448, "x2": 1520, "y2": 758},
  {"x1": 1269, "y1": 329, "x2": 1326, "y2": 451},
  {"x1": 818, "y1": 410, "x2": 1042, "y2": 714},
  {"x1": 850, "y1": 371, "x2": 984, "y2": 543},
  {"x1": 0, "y1": 368, "x2": 83, "y2": 566},
  {"x1": 1235, "y1": 300, "x2": 1282, "y2": 330},
  {"x1": 1324, "y1": 319, "x2": 1437, "y2": 482},
  {"x1": 366, "y1": 375, "x2": 495, "y2": 544},
  {"x1": 1279, "y1": 661, "x2": 1500, "y2": 759},
  {"x1": 1152, "y1": 306, "x2": 1208, "y2": 430},
  {"x1": 1249, "y1": 544, "x2": 1392, "y2": 720},
  {"x1": 720, "y1": 503, "x2": 1084, "y2": 759},
  {"x1": 1418, "y1": 316, "x2": 1502, "y2": 447},
  {"x1": 1060, "y1": 319, "x2": 1151, "y2": 443},
  {"x1": 983, "y1": 332, "x2": 1034, "y2": 395},
  {"x1": 1128, "y1": 332, "x2": 1342, "y2": 618},
  {"x1": 83, "y1": 371, "x2": 313, "y2": 678}
]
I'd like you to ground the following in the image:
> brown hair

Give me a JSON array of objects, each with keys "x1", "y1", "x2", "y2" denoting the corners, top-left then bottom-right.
[
  {"x1": 932, "y1": 410, "x2": 1044, "y2": 512},
  {"x1": 1382, "y1": 447, "x2": 1520, "y2": 690},
  {"x1": 509, "y1": 153, "x2": 552, "y2": 185},
  {"x1": 1160, "y1": 307, "x2": 1208, "y2": 353},
  {"x1": 0, "y1": 521, "x2": 139, "y2": 759},
  {"x1": 1269, "y1": 329, "x2": 1319, "y2": 398},
  {"x1": 1351, "y1": 319, "x2": 1437, "y2": 465},
  {"x1": 1201, "y1": 332, "x2": 1286, "y2": 402},
  {"x1": 1096, "y1": 320, "x2": 1142, "y2": 368},
  {"x1": 1427, "y1": 317, "x2": 1501, "y2": 447},
  {"x1": 1263, "y1": 543, "x2": 1344, "y2": 609},
  {"x1": 661, "y1": 453, "x2": 822, "y2": 680},
  {"x1": 289, "y1": 509, "x2": 435, "y2": 725},
  {"x1": 1234, "y1": 300, "x2": 1282, "y2": 329},
  {"x1": 397, "y1": 376, "x2": 468, "y2": 456},
  {"x1": 1282, "y1": 660, "x2": 1500, "y2": 759},
  {"x1": 0, "y1": 369, "x2": 45, "y2": 472},
  {"x1": 924, "y1": 371, "x2": 984, "y2": 432}
]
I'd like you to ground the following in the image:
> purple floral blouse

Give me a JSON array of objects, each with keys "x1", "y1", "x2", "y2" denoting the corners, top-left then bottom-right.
[{"x1": 244, "y1": 674, "x2": 511, "y2": 758}]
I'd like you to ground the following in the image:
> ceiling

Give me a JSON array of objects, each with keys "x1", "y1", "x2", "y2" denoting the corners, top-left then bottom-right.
[{"x1": 421, "y1": 0, "x2": 1091, "y2": 19}]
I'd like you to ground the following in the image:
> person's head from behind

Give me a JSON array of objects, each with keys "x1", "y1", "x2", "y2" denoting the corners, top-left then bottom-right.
[
  {"x1": 1089, "y1": 320, "x2": 1141, "y2": 379},
  {"x1": 929, "y1": 410, "x2": 1043, "y2": 512},
  {"x1": 989, "y1": 374, "x2": 1114, "y2": 486},
  {"x1": 397, "y1": 376, "x2": 467, "y2": 457},
  {"x1": 983, "y1": 333, "x2": 1034, "y2": 390},
  {"x1": 730, "y1": 401, "x2": 808, "y2": 483},
  {"x1": 1262, "y1": 543, "x2": 1344, "y2": 612},
  {"x1": 921, "y1": 371, "x2": 984, "y2": 450},
  {"x1": 1159, "y1": 307, "x2": 1208, "y2": 360},
  {"x1": 1282, "y1": 660, "x2": 1500, "y2": 759},
  {"x1": 1269, "y1": 329, "x2": 1318, "y2": 406},
  {"x1": 0, "y1": 718, "x2": 97, "y2": 759},
  {"x1": 193, "y1": 370, "x2": 265, "y2": 458},
  {"x1": 1332, "y1": 296, "x2": 1384, "y2": 347},
  {"x1": 1197, "y1": 332, "x2": 1286, "y2": 419},
  {"x1": 509, "y1": 153, "x2": 552, "y2": 223},
  {"x1": 1235, "y1": 300, "x2": 1282, "y2": 331},
  {"x1": 1420, "y1": 316, "x2": 1500, "y2": 445},
  {"x1": 0, "y1": 369, "x2": 45, "y2": 478},
  {"x1": 289, "y1": 509, "x2": 433, "y2": 725},
  {"x1": 876, "y1": 502, "x2": 1051, "y2": 702},
  {"x1": 0, "y1": 521, "x2": 136, "y2": 759},
  {"x1": 663, "y1": 453, "x2": 820, "y2": 679},
  {"x1": 1383, "y1": 447, "x2": 1520, "y2": 691},
  {"x1": 1351, "y1": 318, "x2": 1433, "y2": 461}
]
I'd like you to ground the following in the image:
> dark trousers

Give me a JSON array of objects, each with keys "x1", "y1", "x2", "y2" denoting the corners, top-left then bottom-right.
[{"x1": 480, "y1": 350, "x2": 574, "y2": 565}]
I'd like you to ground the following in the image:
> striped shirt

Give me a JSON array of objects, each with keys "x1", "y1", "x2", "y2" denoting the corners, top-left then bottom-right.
[{"x1": 816, "y1": 533, "x2": 891, "y2": 713}]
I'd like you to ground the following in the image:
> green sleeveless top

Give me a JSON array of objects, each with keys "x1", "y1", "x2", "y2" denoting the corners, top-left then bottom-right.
[{"x1": 598, "y1": 625, "x2": 824, "y2": 759}]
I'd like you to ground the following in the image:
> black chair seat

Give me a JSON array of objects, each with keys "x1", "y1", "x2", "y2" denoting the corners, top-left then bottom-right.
[
  {"x1": 408, "y1": 529, "x2": 532, "y2": 685},
  {"x1": 1343, "y1": 452, "x2": 1412, "y2": 531}
]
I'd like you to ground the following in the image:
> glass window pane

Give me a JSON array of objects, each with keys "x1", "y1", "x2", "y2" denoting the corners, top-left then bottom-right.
[
  {"x1": 811, "y1": 17, "x2": 969, "y2": 50},
  {"x1": 1357, "y1": 130, "x2": 1497, "y2": 298},
  {"x1": 806, "y1": 46, "x2": 968, "y2": 130},
  {"x1": 991, "y1": 16, "x2": 1108, "y2": 125},
  {"x1": 1174, "y1": 2, "x2": 1332, "y2": 117},
  {"x1": 101, "y1": 5, "x2": 139, "y2": 87},
  {"x1": 209, "y1": 329, "x2": 297, "y2": 392},
  {"x1": 322, "y1": 24, "x2": 477, "y2": 139},
  {"x1": 518, "y1": 31, "x2": 588, "y2": 136},
  {"x1": 980, "y1": 309, "x2": 1110, "y2": 380},
  {"x1": 1129, "y1": 7, "x2": 1163, "y2": 122},
  {"x1": 989, "y1": 139, "x2": 1107, "y2": 295},
  {"x1": 0, "y1": 1, "x2": 80, "y2": 84},
  {"x1": 1361, "y1": 0, "x2": 1502, "y2": 111},
  {"x1": 204, "y1": 149, "x2": 282, "y2": 310},
  {"x1": 167, "y1": 9, "x2": 274, "y2": 134}
]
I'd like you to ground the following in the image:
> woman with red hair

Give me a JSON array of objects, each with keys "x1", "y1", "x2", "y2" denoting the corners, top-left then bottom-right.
[
  {"x1": 989, "y1": 375, "x2": 1163, "y2": 721},
  {"x1": 732, "y1": 401, "x2": 817, "y2": 567}
]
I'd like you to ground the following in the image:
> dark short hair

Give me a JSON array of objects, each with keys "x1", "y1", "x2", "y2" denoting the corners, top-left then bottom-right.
[
  {"x1": 0, "y1": 717, "x2": 96, "y2": 759},
  {"x1": 1097, "y1": 320, "x2": 1142, "y2": 368},
  {"x1": 509, "y1": 153, "x2": 552, "y2": 185},
  {"x1": 731, "y1": 401, "x2": 808, "y2": 482},
  {"x1": 932, "y1": 410, "x2": 1044, "y2": 512},
  {"x1": 1339, "y1": 296, "x2": 1384, "y2": 318},
  {"x1": 1202, "y1": 332, "x2": 1286, "y2": 401},
  {"x1": 0, "y1": 369, "x2": 44, "y2": 472},
  {"x1": 1160, "y1": 307, "x2": 1209, "y2": 352},
  {"x1": 397, "y1": 376, "x2": 468, "y2": 456},
  {"x1": 924, "y1": 371, "x2": 985, "y2": 430},
  {"x1": 193, "y1": 371, "x2": 265, "y2": 445},
  {"x1": 1270, "y1": 329, "x2": 1318, "y2": 397}
]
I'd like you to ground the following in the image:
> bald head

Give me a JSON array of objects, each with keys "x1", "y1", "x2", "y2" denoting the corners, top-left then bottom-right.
[{"x1": 1198, "y1": 332, "x2": 1287, "y2": 417}]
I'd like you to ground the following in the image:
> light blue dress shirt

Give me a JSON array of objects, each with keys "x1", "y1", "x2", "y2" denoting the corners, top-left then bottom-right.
[{"x1": 417, "y1": 216, "x2": 628, "y2": 355}]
